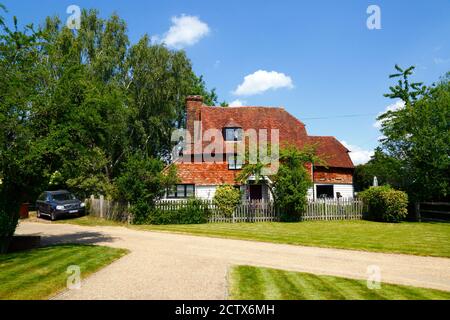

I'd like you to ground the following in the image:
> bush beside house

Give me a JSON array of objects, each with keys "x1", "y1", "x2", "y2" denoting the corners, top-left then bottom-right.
[
  {"x1": 359, "y1": 186, "x2": 408, "y2": 222},
  {"x1": 213, "y1": 185, "x2": 241, "y2": 218}
]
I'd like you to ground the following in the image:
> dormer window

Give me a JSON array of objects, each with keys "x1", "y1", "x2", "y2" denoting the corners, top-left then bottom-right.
[{"x1": 224, "y1": 127, "x2": 242, "y2": 142}]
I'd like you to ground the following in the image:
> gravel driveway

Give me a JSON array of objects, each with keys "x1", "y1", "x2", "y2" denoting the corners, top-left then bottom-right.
[{"x1": 16, "y1": 221, "x2": 450, "y2": 300}]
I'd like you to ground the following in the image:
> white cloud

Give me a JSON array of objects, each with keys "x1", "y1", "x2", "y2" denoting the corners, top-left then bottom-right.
[
  {"x1": 161, "y1": 15, "x2": 210, "y2": 48},
  {"x1": 373, "y1": 100, "x2": 405, "y2": 129},
  {"x1": 229, "y1": 99, "x2": 246, "y2": 107},
  {"x1": 340, "y1": 141, "x2": 374, "y2": 165},
  {"x1": 233, "y1": 70, "x2": 294, "y2": 96}
]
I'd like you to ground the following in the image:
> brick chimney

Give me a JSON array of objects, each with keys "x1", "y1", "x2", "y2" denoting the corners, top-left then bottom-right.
[{"x1": 185, "y1": 95, "x2": 203, "y2": 154}]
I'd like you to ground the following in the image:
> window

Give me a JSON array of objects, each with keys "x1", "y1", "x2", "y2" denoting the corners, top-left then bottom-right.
[
  {"x1": 224, "y1": 127, "x2": 242, "y2": 142},
  {"x1": 52, "y1": 192, "x2": 76, "y2": 201},
  {"x1": 167, "y1": 184, "x2": 195, "y2": 198},
  {"x1": 228, "y1": 154, "x2": 243, "y2": 170},
  {"x1": 316, "y1": 185, "x2": 334, "y2": 199}
]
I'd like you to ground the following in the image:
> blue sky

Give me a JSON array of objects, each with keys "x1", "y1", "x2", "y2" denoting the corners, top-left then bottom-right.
[{"x1": 2, "y1": 0, "x2": 449, "y2": 163}]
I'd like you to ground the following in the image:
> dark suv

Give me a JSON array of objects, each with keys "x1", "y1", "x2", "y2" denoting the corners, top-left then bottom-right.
[{"x1": 36, "y1": 190, "x2": 85, "y2": 221}]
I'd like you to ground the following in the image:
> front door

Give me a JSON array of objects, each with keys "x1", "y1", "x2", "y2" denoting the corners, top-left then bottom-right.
[{"x1": 249, "y1": 185, "x2": 263, "y2": 200}]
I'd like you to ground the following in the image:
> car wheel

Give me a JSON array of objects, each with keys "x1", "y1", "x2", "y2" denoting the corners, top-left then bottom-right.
[{"x1": 50, "y1": 211, "x2": 56, "y2": 221}]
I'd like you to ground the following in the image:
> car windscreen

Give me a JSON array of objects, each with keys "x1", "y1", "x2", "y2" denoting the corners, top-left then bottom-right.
[{"x1": 52, "y1": 193, "x2": 76, "y2": 201}]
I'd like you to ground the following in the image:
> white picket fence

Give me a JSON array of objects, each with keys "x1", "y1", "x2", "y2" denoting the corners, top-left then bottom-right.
[
  {"x1": 88, "y1": 196, "x2": 364, "y2": 224},
  {"x1": 303, "y1": 198, "x2": 364, "y2": 221},
  {"x1": 155, "y1": 198, "x2": 363, "y2": 223}
]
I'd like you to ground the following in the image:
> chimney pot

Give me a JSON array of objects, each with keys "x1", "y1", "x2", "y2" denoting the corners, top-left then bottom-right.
[{"x1": 186, "y1": 95, "x2": 204, "y2": 103}]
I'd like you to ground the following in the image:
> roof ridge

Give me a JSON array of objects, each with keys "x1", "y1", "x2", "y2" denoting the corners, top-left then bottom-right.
[{"x1": 202, "y1": 105, "x2": 285, "y2": 109}]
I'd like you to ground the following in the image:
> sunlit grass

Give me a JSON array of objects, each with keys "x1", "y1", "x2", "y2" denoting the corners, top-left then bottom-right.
[
  {"x1": 134, "y1": 220, "x2": 450, "y2": 257},
  {"x1": 0, "y1": 244, "x2": 128, "y2": 300},
  {"x1": 230, "y1": 265, "x2": 450, "y2": 300}
]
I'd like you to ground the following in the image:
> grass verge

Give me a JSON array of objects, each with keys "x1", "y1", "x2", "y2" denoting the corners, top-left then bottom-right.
[
  {"x1": 230, "y1": 265, "x2": 450, "y2": 300},
  {"x1": 133, "y1": 220, "x2": 450, "y2": 258},
  {"x1": 0, "y1": 244, "x2": 128, "y2": 300}
]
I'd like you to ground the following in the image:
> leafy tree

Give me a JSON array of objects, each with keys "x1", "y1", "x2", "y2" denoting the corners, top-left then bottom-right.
[
  {"x1": 353, "y1": 148, "x2": 403, "y2": 192},
  {"x1": 272, "y1": 145, "x2": 321, "y2": 222},
  {"x1": 0, "y1": 12, "x2": 43, "y2": 252},
  {"x1": 126, "y1": 37, "x2": 217, "y2": 160},
  {"x1": 377, "y1": 66, "x2": 450, "y2": 202},
  {"x1": 115, "y1": 153, "x2": 177, "y2": 224},
  {"x1": 0, "y1": 6, "x2": 217, "y2": 249}
]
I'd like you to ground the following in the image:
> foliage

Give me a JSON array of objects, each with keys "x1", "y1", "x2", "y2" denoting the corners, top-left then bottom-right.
[
  {"x1": 146, "y1": 199, "x2": 211, "y2": 225},
  {"x1": 359, "y1": 186, "x2": 408, "y2": 222},
  {"x1": 0, "y1": 209, "x2": 18, "y2": 253},
  {"x1": 383, "y1": 64, "x2": 427, "y2": 104},
  {"x1": 213, "y1": 185, "x2": 241, "y2": 217},
  {"x1": 0, "y1": 5, "x2": 217, "y2": 242},
  {"x1": 272, "y1": 145, "x2": 318, "y2": 222},
  {"x1": 115, "y1": 154, "x2": 178, "y2": 224},
  {"x1": 375, "y1": 66, "x2": 450, "y2": 203},
  {"x1": 353, "y1": 148, "x2": 404, "y2": 192},
  {"x1": 116, "y1": 153, "x2": 176, "y2": 205}
]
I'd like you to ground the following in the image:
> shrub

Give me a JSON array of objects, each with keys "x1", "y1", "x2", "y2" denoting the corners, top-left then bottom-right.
[
  {"x1": 273, "y1": 163, "x2": 312, "y2": 222},
  {"x1": 359, "y1": 186, "x2": 408, "y2": 222},
  {"x1": 146, "y1": 199, "x2": 211, "y2": 225},
  {"x1": 130, "y1": 201, "x2": 152, "y2": 225},
  {"x1": 0, "y1": 210, "x2": 19, "y2": 254},
  {"x1": 213, "y1": 185, "x2": 241, "y2": 217}
]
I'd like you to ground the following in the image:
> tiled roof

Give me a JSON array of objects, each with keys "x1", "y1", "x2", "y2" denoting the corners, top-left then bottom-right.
[
  {"x1": 173, "y1": 161, "x2": 240, "y2": 186},
  {"x1": 176, "y1": 99, "x2": 354, "y2": 185},
  {"x1": 200, "y1": 106, "x2": 308, "y2": 149},
  {"x1": 308, "y1": 136, "x2": 354, "y2": 168}
]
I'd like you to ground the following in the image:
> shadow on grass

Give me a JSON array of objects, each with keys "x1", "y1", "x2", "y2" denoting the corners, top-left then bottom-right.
[{"x1": 40, "y1": 231, "x2": 117, "y2": 247}]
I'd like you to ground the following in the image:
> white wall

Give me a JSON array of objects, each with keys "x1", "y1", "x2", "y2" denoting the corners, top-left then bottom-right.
[
  {"x1": 312, "y1": 184, "x2": 354, "y2": 199},
  {"x1": 333, "y1": 184, "x2": 354, "y2": 198},
  {"x1": 195, "y1": 185, "x2": 217, "y2": 200}
]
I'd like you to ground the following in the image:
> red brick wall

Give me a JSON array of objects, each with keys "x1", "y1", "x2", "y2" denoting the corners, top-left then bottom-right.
[
  {"x1": 313, "y1": 166, "x2": 353, "y2": 184},
  {"x1": 186, "y1": 95, "x2": 203, "y2": 145}
]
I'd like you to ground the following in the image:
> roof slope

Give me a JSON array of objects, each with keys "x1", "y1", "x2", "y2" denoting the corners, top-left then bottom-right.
[
  {"x1": 200, "y1": 106, "x2": 308, "y2": 148},
  {"x1": 308, "y1": 136, "x2": 354, "y2": 168}
]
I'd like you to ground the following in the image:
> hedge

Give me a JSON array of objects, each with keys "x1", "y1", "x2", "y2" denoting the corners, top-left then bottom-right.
[{"x1": 359, "y1": 186, "x2": 408, "y2": 222}]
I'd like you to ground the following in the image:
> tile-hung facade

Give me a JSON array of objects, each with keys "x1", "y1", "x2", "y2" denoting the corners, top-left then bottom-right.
[{"x1": 165, "y1": 96, "x2": 354, "y2": 201}]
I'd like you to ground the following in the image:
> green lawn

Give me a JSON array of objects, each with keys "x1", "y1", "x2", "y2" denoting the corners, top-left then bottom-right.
[
  {"x1": 134, "y1": 220, "x2": 450, "y2": 258},
  {"x1": 230, "y1": 266, "x2": 450, "y2": 300},
  {"x1": 56, "y1": 215, "x2": 126, "y2": 227},
  {"x1": 54, "y1": 215, "x2": 450, "y2": 258},
  {"x1": 0, "y1": 244, "x2": 128, "y2": 300}
]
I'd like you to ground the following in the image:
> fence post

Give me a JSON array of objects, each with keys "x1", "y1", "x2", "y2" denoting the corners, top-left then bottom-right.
[
  {"x1": 99, "y1": 195, "x2": 104, "y2": 219},
  {"x1": 127, "y1": 202, "x2": 131, "y2": 224},
  {"x1": 89, "y1": 195, "x2": 94, "y2": 214},
  {"x1": 415, "y1": 203, "x2": 421, "y2": 222}
]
